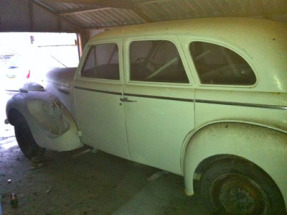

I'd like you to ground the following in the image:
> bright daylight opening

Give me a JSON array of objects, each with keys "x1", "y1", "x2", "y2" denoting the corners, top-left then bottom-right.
[
  {"x1": 0, "y1": 32, "x2": 79, "y2": 92},
  {"x1": 0, "y1": 32, "x2": 79, "y2": 148}
]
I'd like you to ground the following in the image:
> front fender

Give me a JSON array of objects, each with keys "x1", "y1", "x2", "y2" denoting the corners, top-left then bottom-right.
[
  {"x1": 183, "y1": 122, "x2": 287, "y2": 208},
  {"x1": 6, "y1": 90, "x2": 83, "y2": 151}
]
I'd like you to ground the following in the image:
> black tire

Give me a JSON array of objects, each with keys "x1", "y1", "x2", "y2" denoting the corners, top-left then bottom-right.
[
  {"x1": 199, "y1": 158, "x2": 286, "y2": 215},
  {"x1": 14, "y1": 115, "x2": 42, "y2": 159}
]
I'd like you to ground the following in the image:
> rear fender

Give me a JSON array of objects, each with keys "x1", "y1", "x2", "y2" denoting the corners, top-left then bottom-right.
[
  {"x1": 183, "y1": 122, "x2": 287, "y2": 208},
  {"x1": 7, "y1": 90, "x2": 83, "y2": 151}
]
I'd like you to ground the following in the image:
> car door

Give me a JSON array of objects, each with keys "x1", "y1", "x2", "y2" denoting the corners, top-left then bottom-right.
[
  {"x1": 74, "y1": 40, "x2": 130, "y2": 159},
  {"x1": 122, "y1": 37, "x2": 195, "y2": 174}
]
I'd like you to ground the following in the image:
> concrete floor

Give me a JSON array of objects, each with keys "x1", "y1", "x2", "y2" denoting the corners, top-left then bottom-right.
[{"x1": 0, "y1": 90, "x2": 209, "y2": 215}]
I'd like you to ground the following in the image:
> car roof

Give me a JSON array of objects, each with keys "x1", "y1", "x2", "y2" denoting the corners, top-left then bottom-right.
[
  {"x1": 87, "y1": 17, "x2": 287, "y2": 92},
  {"x1": 90, "y1": 17, "x2": 287, "y2": 41}
]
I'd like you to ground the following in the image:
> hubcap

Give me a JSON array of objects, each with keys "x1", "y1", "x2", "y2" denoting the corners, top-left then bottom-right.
[{"x1": 211, "y1": 174, "x2": 269, "y2": 214}]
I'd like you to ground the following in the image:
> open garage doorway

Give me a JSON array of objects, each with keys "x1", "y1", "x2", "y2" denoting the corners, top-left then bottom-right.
[
  {"x1": 0, "y1": 32, "x2": 79, "y2": 148},
  {"x1": 0, "y1": 32, "x2": 79, "y2": 92}
]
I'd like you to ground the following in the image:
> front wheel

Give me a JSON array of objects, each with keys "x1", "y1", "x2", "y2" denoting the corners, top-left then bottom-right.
[
  {"x1": 199, "y1": 158, "x2": 286, "y2": 215},
  {"x1": 14, "y1": 115, "x2": 43, "y2": 160}
]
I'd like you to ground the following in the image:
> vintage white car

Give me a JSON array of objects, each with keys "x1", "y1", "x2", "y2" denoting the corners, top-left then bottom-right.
[{"x1": 5, "y1": 17, "x2": 287, "y2": 214}]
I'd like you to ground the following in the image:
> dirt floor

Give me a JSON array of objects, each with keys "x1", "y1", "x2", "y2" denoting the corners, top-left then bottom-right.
[{"x1": 0, "y1": 91, "x2": 209, "y2": 215}]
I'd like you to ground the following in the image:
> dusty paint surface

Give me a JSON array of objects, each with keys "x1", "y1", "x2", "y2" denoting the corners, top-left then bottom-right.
[{"x1": 1, "y1": 92, "x2": 208, "y2": 215}]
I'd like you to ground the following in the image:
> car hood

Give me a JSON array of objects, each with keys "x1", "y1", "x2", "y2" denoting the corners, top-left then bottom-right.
[{"x1": 46, "y1": 67, "x2": 77, "y2": 87}]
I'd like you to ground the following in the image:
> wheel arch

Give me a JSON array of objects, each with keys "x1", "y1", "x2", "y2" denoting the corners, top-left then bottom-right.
[
  {"x1": 6, "y1": 92, "x2": 83, "y2": 152},
  {"x1": 7, "y1": 108, "x2": 26, "y2": 126},
  {"x1": 182, "y1": 121, "x2": 287, "y2": 209}
]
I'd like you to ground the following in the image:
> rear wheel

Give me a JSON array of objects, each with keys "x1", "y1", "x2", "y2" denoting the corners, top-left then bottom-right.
[
  {"x1": 199, "y1": 158, "x2": 286, "y2": 215},
  {"x1": 14, "y1": 115, "x2": 43, "y2": 159}
]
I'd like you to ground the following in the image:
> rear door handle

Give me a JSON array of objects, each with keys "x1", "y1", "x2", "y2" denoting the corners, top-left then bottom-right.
[{"x1": 120, "y1": 97, "x2": 137, "y2": 103}]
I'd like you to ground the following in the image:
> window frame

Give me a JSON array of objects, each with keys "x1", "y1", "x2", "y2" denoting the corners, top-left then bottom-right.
[
  {"x1": 180, "y1": 37, "x2": 258, "y2": 88},
  {"x1": 189, "y1": 41, "x2": 257, "y2": 86},
  {"x1": 77, "y1": 40, "x2": 123, "y2": 84},
  {"x1": 124, "y1": 36, "x2": 194, "y2": 87}
]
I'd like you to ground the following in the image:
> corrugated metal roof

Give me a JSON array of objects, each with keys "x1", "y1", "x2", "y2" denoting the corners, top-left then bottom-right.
[
  {"x1": 32, "y1": 0, "x2": 287, "y2": 29},
  {"x1": 34, "y1": 0, "x2": 100, "y2": 13},
  {"x1": 64, "y1": 8, "x2": 145, "y2": 28},
  {"x1": 136, "y1": 0, "x2": 287, "y2": 22}
]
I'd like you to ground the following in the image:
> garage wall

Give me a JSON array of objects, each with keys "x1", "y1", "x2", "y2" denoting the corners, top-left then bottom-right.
[{"x1": 0, "y1": 0, "x2": 79, "y2": 33}]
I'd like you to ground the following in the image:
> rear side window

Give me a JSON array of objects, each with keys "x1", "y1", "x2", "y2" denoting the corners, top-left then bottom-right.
[
  {"x1": 190, "y1": 42, "x2": 256, "y2": 85},
  {"x1": 130, "y1": 40, "x2": 189, "y2": 83},
  {"x1": 81, "y1": 43, "x2": 119, "y2": 80}
]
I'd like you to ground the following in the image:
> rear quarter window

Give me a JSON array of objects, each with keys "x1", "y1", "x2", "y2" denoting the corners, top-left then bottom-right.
[{"x1": 190, "y1": 42, "x2": 256, "y2": 85}]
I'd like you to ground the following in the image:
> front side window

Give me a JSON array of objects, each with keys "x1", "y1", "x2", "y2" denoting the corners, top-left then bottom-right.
[
  {"x1": 130, "y1": 40, "x2": 189, "y2": 83},
  {"x1": 190, "y1": 42, "x2": 256, "y2": 85},
  {"x1": 81, "y1": 43, "x2": 119, "y2": 80}
]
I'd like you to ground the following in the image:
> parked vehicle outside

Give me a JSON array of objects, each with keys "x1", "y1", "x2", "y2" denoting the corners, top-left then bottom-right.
[
  {"x1": 5, "y1": 18, "x2": 287, "y2": 215},
  {"x1": 1, "y1": 48, "x2": 66, "y2": 91}
]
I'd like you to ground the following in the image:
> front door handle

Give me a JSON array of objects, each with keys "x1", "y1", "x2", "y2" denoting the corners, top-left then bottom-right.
[{"x1": 120, "y1": 97, "x2": 137, "y2": 103}]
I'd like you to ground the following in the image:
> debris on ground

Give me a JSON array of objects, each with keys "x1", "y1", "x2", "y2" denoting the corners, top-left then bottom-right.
[
  {"x1": 9, "y1": 193, "x2": 18, "y2": 209},
  {"x1": 91, "y1": 148, "x2": 98, "y2": 153},
  {"x1": 46, "y1": 187, "x2": 52, "y2": 194},
  {"x1": 30, "y1": 161, "x2": 43, "y2": 170},
  {"x1": 147, "y1": 170, "x2": 169, "y2": 182},
  {"x1": 72, "y1": 148, "x2": 91, "y2": 159}
]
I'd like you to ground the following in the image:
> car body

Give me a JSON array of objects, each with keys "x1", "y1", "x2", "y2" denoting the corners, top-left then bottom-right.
[{"x1": 5, "y1": 17, "x2": 287, "y2": 214}]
